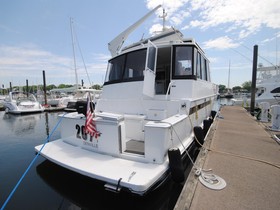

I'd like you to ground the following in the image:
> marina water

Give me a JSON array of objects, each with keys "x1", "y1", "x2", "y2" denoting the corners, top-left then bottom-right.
[{"x1": 0, "y1": 98, "x2": 231, "y2": 209}]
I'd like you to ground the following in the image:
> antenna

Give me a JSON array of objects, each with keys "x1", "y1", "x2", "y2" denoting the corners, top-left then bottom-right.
[{"x1": 159, "y1": 8, "x2": 167, "y2": 31}]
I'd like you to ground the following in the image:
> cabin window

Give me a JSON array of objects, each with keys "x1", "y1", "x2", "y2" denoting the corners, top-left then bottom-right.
[
  {"x1": 196, "y1": 52, "x2": 202, "y2": 79},
  {"x1": 193, "y1": 48, "x2": 197, "y2": 77},
  {"x1": 196, "y1": 50, "x2": 210, "y2": 81},
  {"x1": 105, "y1": 49, "x2": 146, "y2": 84},
  {"x1": 146, "y1": 43, "x2": 157, "y2": 72},
  {"x1": 206, "y1": 60, "x2": 210, "y2": 81},
  {"x1": 172, "y1": 46, "x2": 194, "y2": 79},
  {"x1": 106, "y1": 54, "x2": 125, "y2": 82},
  {"x1": 124, "y1": 50, "x2": 146, "y2": 79},
  {"x1": 201, "y1": 57, "x2": 207, "y2": 80}
]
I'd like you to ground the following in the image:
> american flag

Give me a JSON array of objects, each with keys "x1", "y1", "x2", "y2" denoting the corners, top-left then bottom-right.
[{"x1": 84, "y1": 93, "x2": 100, "y2": 138}]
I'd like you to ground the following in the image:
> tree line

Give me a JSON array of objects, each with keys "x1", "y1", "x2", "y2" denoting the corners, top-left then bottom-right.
[
  {"x1": 219, "y1": 81, "x2": 252, "y2": 93},
  {"x1": 1, "y1": 84, "x2": 102, "y2": 95}
]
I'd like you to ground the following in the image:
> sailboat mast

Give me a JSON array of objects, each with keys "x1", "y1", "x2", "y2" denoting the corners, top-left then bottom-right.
[
  {"x1": 228, "y1": 60, "x2": 231, "y2": 89},
  {"x1": 70, "y1": 18, "x2": 78, "y2": 90}
]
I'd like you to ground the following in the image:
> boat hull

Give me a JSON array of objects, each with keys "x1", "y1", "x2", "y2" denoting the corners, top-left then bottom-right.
[
  {"x1": 3, "y1": 92, "x2": 44, "y2": 114},
  {"x1": 35, "y1": 138, "x2": 170, "y2": 195},
  {"x1": 6, "y1": 107, "x2": 44, "y2": 114}
]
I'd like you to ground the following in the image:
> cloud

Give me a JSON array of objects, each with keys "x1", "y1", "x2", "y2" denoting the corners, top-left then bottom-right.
[
  {"x1": 190, "y1": 0, "x2": 280, "y2": 38},
  {"x1": 260, "y1": 32, "x2": 280, "y2": 45},
  {"x1": 148, "y1": 23, "x2": 164, "y2": 34},
  {"x1": 0, "y1": 45, "x2": 71, "y2": 73},
  {"x1": 146, "y1": 0, "x2": 188, "y2": 15},
  {"x1": 203, "y1": 36, "x2": 239, "y2": 50},
  {"x1": 146, "y1": 0, "x2": 280, "y2": 39},
  {"x1": 146, "y1": 0, "x2": 190, "y2": 33},
  {"x1": 0, "y1": 45, "x2": 107, "y2": 85}
]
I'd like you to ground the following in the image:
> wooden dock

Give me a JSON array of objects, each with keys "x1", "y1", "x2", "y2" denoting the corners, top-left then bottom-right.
[
  {"x1": 43, "y1": 106, "x2": 66, "y2": 112},
  {"x1": 174, "y1": 106, "x2": 280, "y2": 210}
]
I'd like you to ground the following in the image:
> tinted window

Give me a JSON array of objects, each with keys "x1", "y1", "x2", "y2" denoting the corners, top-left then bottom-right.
[
  {"x1": 105, "y1": 49, "x2": 146, "y2": 84},
  {"x1": 124, "y1": 50, "x2": 146, "y2": 79},
  {"x1": 196, "y1": 52, "x2": 201, "y2": 79},
  {"x1": 173, "y1": 46, "x2": 193, "y2": 77},
  {"x1": 201, "y1": 57, "x2": 206, "y2": 80},
  {"x1": 106, "y1": 55, "x2": 125, "y2": 82}
]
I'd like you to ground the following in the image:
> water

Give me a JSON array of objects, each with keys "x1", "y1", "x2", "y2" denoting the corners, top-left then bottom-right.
[{"x1": 0, "y1": 111, "x2": 191, "y2": 210}]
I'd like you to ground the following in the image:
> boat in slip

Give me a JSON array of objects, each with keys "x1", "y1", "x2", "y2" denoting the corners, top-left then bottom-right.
[
  {"x1": 35, "y1": 5, "x2": 218, "y2": 195},
  {"x1": 3, "y1": 91, "x2": 44, "y2": 114},
  {"x1": 232, "y1": 65, "x2": 280, "y2": 106}
]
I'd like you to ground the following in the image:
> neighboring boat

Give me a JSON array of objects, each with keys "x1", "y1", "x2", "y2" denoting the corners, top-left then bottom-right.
[
  {"x1": 232, "y1": 65, "x2": 280, "y2": 106},
  {"x1": 224, "y1": 92, "x2": 233, "y2": 99},
  {"x1": 0, "y1": 94, "x2": 6, "y2": 111},
  {"x1": 3, "y1": 91, "x2": 44, "y2": 114},
  {"x1": 35, "y1": 5, "x2": 218, "y2": 195},
  {"x1": 255, "y1": 65, "x2": 280, "y2": 105},
  {"x1": 63, "y1": 19, "x2": 102, "y2": 112},
  {"x1": 224, "y1": 60, "x2": 233, "y2": 98},
  {"x1": 64, "y1": 87, "x2": 102, "y2": 112}
]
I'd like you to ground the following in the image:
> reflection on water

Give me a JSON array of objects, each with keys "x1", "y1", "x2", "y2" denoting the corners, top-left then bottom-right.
[
  {"x1": 0, "y1": 111, "x2": 63, "y2": 210},
  {"x1": 36, "y1": 160, "x2": 188, "y2": 210},
  {"x1": 44, "y1": 112, "x2": 50, "y2": 137},
  {"x1": 219, "y1": 97, "x2": 234, "y2": 106},
  {"x1": 2, "y1": 113, "x2": 40, "y2": 136}
]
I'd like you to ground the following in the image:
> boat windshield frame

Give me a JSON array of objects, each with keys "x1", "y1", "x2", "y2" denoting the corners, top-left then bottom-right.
[
  {"x1": 172, "y1": 45, "x2": 197, "y2": 80},
  {"x1": 104, "y1": 48, "x2": 147, "y2": 85},
  {"x1": 11, "y1": 92, "x2": 37, "y2": 102},
  {"x1": 172, "y1": 44, "x2": 210, "y2": 81}
]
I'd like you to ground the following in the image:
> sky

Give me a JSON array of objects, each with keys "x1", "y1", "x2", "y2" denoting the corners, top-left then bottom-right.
[{"x1": 0, "y1": 0, "x2": 279, "y2": 89}]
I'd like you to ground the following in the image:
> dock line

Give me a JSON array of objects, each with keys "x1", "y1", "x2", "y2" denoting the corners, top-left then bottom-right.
[
  {"x1": 0, "y1": 113, "x2": 67, "y2": 210},
  {"x1": 164, "y1": 117, "x2": 227, "y2": 190},
  {"x1": 192, "y1": 114, "x2": 280, "y2": 170}
]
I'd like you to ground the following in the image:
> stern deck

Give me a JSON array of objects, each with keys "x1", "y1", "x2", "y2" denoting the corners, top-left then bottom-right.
[{"x1": 35, "y1": 138, "x2": 168, "y2": 194}]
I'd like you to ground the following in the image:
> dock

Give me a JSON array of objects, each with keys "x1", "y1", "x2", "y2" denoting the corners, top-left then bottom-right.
[
  {"x1": 44, "y1": 106, "x2": 65, "y2": 112},
  {"x1": 174, "y1": 106, "x2": 280, "y2": 210}
]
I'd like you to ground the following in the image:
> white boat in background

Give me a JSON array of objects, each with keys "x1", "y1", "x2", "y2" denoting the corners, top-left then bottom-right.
[
  {"x1": 232, "y1": 66, "x2": 280, "y2": 106},
  {"x1": 35, "y1": 5, "x2": 218, "y2": 195},
  {"x1": 255, "y1": 66, "x2": 280, "y2": 105},
  {"x1": 3, "y1": 91, "x2": 44, "y2": 114},
  {"x1": 64, "y1": 87, "x2": 102, "y2": 112}
]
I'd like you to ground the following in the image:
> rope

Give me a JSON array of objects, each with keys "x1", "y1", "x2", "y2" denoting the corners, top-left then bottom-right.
[
  {"x1": 162, "y1": 116, "x2": 226, "y2": 190},
  {"x1": 190, "y1": 113, "x2": 280, "y2": 170},
  {"x1": 1, "y1": 113, "x2": 66, "y2": 210},
  {"x1": 161, "y1": 120, "x2": 200, "y2": 170}
]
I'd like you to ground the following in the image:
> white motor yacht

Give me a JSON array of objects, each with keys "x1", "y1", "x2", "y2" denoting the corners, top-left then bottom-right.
[{"x1": 35, "y1": 5, "x2": 218, "y2": 195}]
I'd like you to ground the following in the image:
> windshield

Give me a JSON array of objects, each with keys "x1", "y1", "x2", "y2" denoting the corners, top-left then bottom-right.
[
  {"x1": 12, "y1": 92, "x2": 36, "y2": 102},
  {"x1": 105, "y1": 49, "x2": 146, "y2": 84}
]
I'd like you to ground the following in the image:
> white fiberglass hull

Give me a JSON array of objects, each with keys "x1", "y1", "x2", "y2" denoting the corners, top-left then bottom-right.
[
  {"x1": 8, "y1": 108, "x2": 44, "y2": 114},
  {"x1": 35, "y1": 138, "x2": 169, "y2": 195},
  {"x1": 4, "y1": 103, "x2": 44, "y2": 114},
  {"x1": 3, "y1": 92, "x2": 44, "y2": 114}
]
